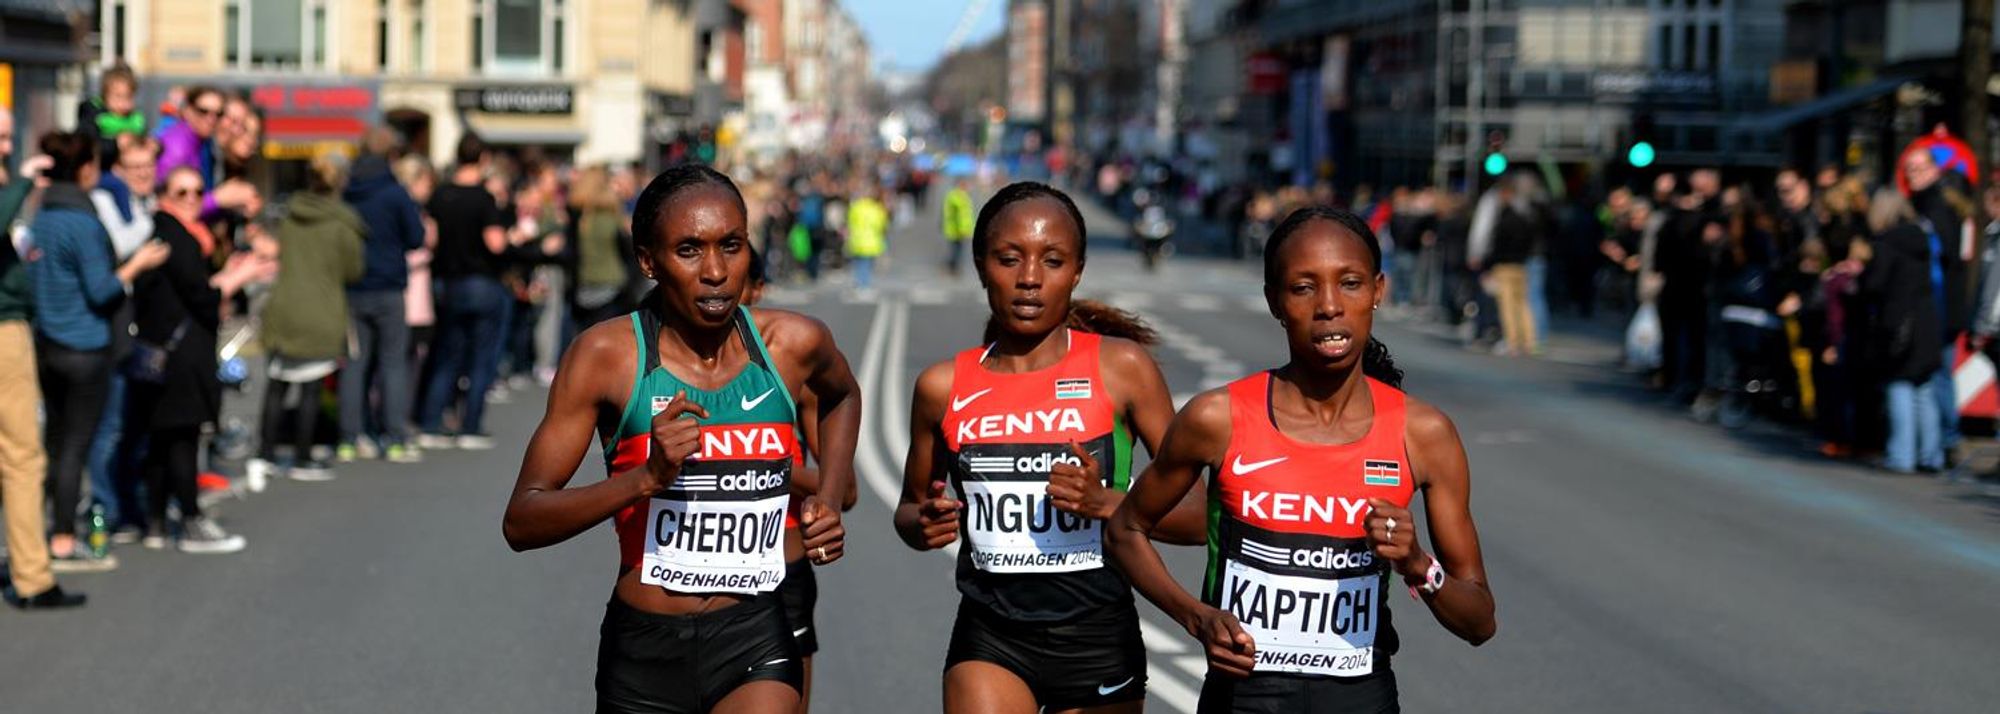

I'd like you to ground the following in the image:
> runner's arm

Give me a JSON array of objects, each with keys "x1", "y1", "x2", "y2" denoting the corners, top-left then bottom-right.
[
  {"x1": 1108, "y1": 340, "x2": 1208, "y2": 545},
  {"x1": 1106, "y1": 390, "x2": 1229, "y2": 627},
  {"x1": 502, "y1": 327, "x2": 651, "y2": 551},
  {"x1": 785, "y1": 313, "x2": 861, "y2": 514},
  {"x1": 894, "y1": 362, "x2": 959, "y2": 550},
  {"x1": 1405, "y1": 400, "x2": 1496, "y2": 645}
]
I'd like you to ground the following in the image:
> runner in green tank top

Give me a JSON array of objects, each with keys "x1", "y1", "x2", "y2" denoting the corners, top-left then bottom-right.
[{"x1": 503, "y1": 165, "x2": 862, "y2": 714}]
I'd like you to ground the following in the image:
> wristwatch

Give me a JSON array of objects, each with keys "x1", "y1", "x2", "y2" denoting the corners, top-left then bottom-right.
[{"x1": 1408, "y1": 556, "x2": 1446, "y2": 596}]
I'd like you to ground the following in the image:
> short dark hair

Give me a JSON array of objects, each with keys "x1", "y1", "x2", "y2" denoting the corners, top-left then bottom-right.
[
  {"x1": 184, "y1": 85, "x2": 222, "y2": 109},
  {"x1": 101, "y1": 64, "x2": 136, "y2": 92},
  {"x1": 455, "y1": 132, "x2": 487, "y2": 167},
  {"x1": 970, "y1": 181, "x2": 1088, "y2": 264},
  {"x1": 632, "y1": 163, "x2": 745, "y2": 250},
  {"x1": 39, "y1": 131, "x2": 97, "y2": 183}
]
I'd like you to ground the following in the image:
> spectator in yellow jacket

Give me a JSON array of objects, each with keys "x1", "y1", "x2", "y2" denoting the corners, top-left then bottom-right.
[{"x1": 846, "y1": 188, "x2": 889, "y2": 291}]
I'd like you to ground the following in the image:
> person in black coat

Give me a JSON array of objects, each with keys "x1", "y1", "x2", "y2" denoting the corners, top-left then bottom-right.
[
  {"x1": 123, "y1": 167, "x2": 272, "y2": 551},
  {"x1": 1860, "y1": 189, "x2": 1944, "y2": 473}
]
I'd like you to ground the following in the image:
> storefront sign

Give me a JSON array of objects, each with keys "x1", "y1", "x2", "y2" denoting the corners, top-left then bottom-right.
[
  {"x1": 456, "y1": 86, "x2": 573, "y2": 115},
  {"x1": 245, "y1": 83, "x2": 379, "y2": 142},
  {"x1": 1247, "y1": 53, "x2": 1287, "y2": 96},
  {"x1": 649, "y1": 92, "x2": 695, "y2": 117},
  {"x1": 0, "y1": 63, "x2": 12, "y2": 110},
  {"x1": 1592, "y1": 71, "x2": 1716, "y2": 104}
]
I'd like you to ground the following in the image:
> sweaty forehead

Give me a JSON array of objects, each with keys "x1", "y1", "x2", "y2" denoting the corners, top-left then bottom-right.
[
  {"x1": 658, "y1": 186, "x2": 746, "y2": 240},
  {"x1": 991, "y1": 199, "x2": 1080, "y2": 250},
  {"x1": 1279, "y1": 222, "x2": 1372, "y2": 273}
]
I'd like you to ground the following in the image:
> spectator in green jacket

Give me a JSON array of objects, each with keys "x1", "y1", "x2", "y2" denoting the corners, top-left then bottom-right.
[
  {"x1": 943, "y1": 179, "x2": 974, "y2": 276},
  {"x1": 248, "y1": 152, "x2": 365, "y2": 490}
]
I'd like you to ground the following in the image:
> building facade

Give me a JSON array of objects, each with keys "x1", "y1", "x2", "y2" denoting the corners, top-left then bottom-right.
[{"x1": 101, "y1": 0, "x2": 713, "y2": 170}]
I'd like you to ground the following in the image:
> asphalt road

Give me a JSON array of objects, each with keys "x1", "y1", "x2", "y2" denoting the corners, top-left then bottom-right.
[{"x1": 8, "y1": 187, "x2": 2000, "y2": 713}]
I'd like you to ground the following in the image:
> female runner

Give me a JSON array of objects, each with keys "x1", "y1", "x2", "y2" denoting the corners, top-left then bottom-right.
[
  {"x1": 1106, "y1": 207, "x2": 1496, "y2": 712},
  {"x1": 896, "y1": 182, "x2": 1204, "y2": 713},
  {"x1": 504, "y1": 165, "x2": 859, "y2": 714}
]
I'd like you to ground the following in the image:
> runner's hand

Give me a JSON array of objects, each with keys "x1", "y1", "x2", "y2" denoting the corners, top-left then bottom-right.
[
  {"x1": 1187, "y1": 605, "x2": 1257, "y2": 678},
  {"x1": 915, "y1": 481, "x2": 961, "y2": 550},
  {"x1": 1048, "y1": 441, "x2": 1114, "y2": 519},
  {"x1": 800, "y1": 494, "x2": 845, "y2": 565},
  {"x1": 643, "y1": 391, "x2": 708, "y2": 494},
  {"x1": 1365, "y1": 498, "x2": 1426, "y2": 578}
]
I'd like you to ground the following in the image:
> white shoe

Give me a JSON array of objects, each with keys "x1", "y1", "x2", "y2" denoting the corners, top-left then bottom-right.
[
  {"x1": 354, "y1": 438, "x2": 382, "y2": 461},
  {"x1": 177, "y1": 517, "x2": 246, "y2": 554},
  {"x1": 456, "y1": 434, "x2": 495, "y2": 450},
  {"x1": 416, "y1": 433, "x2": 457, "y2": 450},
  {"x1": 287, "y1": 461, "x2": 337, "y2": 482},
  {"x1": 245, "y1": 458, "x2": 278, "y2": 493}
]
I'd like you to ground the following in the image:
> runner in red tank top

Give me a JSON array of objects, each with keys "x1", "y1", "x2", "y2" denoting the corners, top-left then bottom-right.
[
  {"x1": 895, "y1": 182, "x2": 1206, "y2": 714},
  {"x1": 1107, "y1": 207, "x2": 1496, "y2": 713}
]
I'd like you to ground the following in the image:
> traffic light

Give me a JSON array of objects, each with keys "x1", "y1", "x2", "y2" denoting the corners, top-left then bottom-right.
[
  {"x1": 1627, "y1": 141, "x2": 1656, "y2": 168},
  {"x1": 1483, "y1": 130, "x2": 1508, "y2": 176},
  {"x1": 1627, "y1": 113, "x2": 1657, "y2": 168}
]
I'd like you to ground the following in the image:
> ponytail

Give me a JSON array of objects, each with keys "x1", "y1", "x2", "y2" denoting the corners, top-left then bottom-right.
[
  {"x1": 1362, "y1": 337, "x2": 1403, "y2": 391},
  {"x1": 981, "y1": 299, "x2": 1157, "y2": 347}
]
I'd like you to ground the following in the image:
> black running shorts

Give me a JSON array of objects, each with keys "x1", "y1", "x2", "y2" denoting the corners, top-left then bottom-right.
[
  {"x1": 777, "y1": 557, "x2": 819, "y2": 656},
  {"x1": 595, "y1": 594, "x2": 804, "y2": 714},
  {"x1": 944, "y1": 598, "x2": 1147, "y2": 709},
  {"x1": 1197, "y1": 670, "x2": 1399, "y2": 714}
]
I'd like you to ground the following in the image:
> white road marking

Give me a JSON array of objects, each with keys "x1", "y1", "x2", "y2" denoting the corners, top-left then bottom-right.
[
  {"x1": 852, "y1": 299, "x2": 904, "y2": 519},
  {"x1": 882, "y1": 301, "x2": 913, "y2": 465}
]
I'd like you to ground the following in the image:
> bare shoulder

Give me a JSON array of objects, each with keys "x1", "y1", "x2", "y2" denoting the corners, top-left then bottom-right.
[
  {"x1": 1097, "y1": 335, "x2": 1163, "y2": 373},
  {"x1": 749, "y1": 307, "x2": 835, "y2": 358},
  {"x1": 555, "y1": 316, "x2": 639, "y2": 403},
  {"x1": 1174, "y1": 387, "x2": 1235, "y2": 444},
  {"x1": 1401, "y1": 394, "x2": 1463, "y2": 451},
  {"x1": 913, "y1": 358, "x2": 957, "y2": 411}
]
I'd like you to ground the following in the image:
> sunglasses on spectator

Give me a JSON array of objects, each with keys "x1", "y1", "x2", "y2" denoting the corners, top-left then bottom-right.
[
  {"x1": 191, "y1": 105, "x2": 222, "y2": 118},
  {"x1": 167, "y1": 186, "x2": 202, "y2": 198}
]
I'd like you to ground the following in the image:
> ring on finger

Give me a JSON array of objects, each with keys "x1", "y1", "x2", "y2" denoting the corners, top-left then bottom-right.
[
  {"x1": 1385, "y1": 517, "x2": 1397, "y2": 537},
  {"x1": 814, "y1": 546, "x2": 828, "y2": 562}
]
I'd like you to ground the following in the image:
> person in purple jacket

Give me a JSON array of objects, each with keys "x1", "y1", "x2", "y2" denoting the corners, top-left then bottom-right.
[{"x1": 155, "y1": 85, "x2": 259, "y2": 220}]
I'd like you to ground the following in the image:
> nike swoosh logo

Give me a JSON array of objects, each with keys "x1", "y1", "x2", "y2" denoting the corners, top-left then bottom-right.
[
  {"x1": 741, "y1": 388, "x2": 776, "y2": 411},
  {"x1": 750, "y1": 658, "x2": 790, "y2": 673},
  {"x1": 1232, "y1": 455, "x2": 1288, "y2": 475},
  {"x1": 951, "y1": 388, "x2": 993, "y2": 412},
  {"x1": 1096, "y1": 677, "x2": 1135, "y2": 696},
  {"x1": 792, "y1": 627, "x2": 810, "y2": 638}
]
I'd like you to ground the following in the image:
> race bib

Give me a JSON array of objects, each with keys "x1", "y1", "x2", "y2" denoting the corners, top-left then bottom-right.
[
  {"x1": 1220, "y1": 539, "x2": 1383, "y2": 677},
  {"x1": 960, "y1": 479, "x2": 1103, "y2": 573},
  {"x1": 639, "y1": 492, "x2": 788, "y2": 594}
]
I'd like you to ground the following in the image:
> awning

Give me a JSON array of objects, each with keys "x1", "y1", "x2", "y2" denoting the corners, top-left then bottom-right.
[
  {"x1": 1727, "y1": 76, "x2": 1918, "y2": 136},
  {"x1": 464, "y1": 114, "x2": 585, "y2": 146}
]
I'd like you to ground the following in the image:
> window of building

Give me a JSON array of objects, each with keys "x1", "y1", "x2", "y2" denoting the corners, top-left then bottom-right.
[
  {"x1": 226, "y1": 0, "x2": 333, "y2": 71},
  {"x1": 1681, "y1": 24, "x2": 1696, "y2": 69},
  {"x1": 475, "y1": 0, "x2": 567, "y2": 76},
  {"x1": 411, "y1": 0, "x2": 429, "y2": 71},
  {"x1": 1705, "y1": 23, "x2": 1720, "y2": 71},
  {"x1": 377, "y1": 0, "x2": 391, "y2": 69},
  {"x1": 101, "y1": 0, "x2": 130, "y2": 65},
  {"x1": 1657, "y1": 24, "x2": 1672, "y2": 68}
]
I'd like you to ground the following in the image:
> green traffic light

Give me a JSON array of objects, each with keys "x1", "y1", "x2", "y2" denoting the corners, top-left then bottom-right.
[
  {"x1": 1483, "y1": 152, "x2": 1508, "y2": 176},
  {"x1": 1628, "y1": 141, "x2": 1656, "y2": 168}
]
